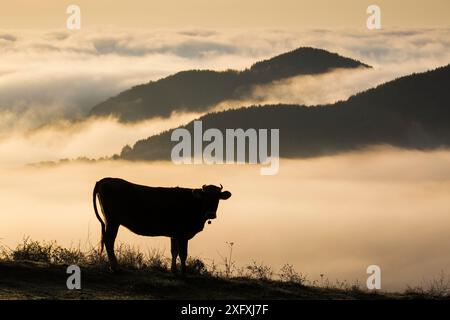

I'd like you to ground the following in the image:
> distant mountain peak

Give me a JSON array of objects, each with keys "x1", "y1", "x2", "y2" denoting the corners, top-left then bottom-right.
[{"x1": 249, "y1": 47, "x2": 370, "y2": 75}]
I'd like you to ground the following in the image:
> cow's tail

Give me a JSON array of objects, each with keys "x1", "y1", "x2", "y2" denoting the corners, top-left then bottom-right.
[{"x1": 93, "y1": 181, "x2": 106, "y2": 254}]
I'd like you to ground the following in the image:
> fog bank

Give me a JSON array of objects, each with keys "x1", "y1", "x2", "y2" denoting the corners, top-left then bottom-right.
[{"x1": 1, "y1": 148, "x2": 450, "y2": 291}]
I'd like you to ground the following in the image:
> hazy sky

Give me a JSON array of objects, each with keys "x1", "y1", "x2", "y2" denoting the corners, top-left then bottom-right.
[{"x1": 1, "y1": 0, "x2": 449, "y2": 29}]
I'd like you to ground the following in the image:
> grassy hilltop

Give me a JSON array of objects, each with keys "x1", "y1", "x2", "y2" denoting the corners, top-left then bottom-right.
[{"x1": 0, "y1": 239, "x2": 447, "y2": 300}]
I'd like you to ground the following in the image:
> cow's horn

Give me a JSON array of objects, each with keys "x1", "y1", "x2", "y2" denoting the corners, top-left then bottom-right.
[{"x1": 220, "y1": 184, "x2": 223, "y2": 190}]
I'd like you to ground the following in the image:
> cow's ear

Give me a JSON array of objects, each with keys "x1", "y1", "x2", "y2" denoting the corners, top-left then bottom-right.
[
  {"x1": 220, "y1": 191, "x2": 231, "y2": 200},
  {"x1": 192, "y1": 189, "x2": 203, "y2": 199}
]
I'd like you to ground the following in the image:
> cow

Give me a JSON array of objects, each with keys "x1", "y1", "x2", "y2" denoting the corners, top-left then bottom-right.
[{"x1": 92, "y1": 177, "x2": 232, "y2": 274}]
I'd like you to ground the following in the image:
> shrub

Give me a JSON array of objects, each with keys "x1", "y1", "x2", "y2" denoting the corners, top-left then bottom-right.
[
  {"x1": 279, "y1": 263, "x2": 307, "y2": 285},
  {"x1": 11, "y1": 237, "x2": 87, "y2": 265},
  {"x1": 146, "y1": 248, "x2": 169, "y2": 271},
  {"x1": 12, "y1": 238, "x2": 54, "y2": 263},
  {"x1": 115, "y1": 243, "x2": 145, "y2": 269},
  {"x1": 405, "y1": 271, "x2": 450, "y2": 298},
  {"x1": 186, "y1": 257, "x2": 209, "y2": 275},
  {"x1": 245, "y1": 260, "x2": 273, "y2": 281}
]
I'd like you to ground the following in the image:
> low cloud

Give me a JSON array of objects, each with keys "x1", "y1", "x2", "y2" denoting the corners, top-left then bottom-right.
[
  {"x1": 92, "y1": 37, "x2": 237, "y2": 58},
  {"x1": 211, "y1": 67, "x2": 396, "y2": 110},
  {"x1": 0, "y1": 112, "x2": 200, "y2": 167},
  {"x1": 1, "y1": 148, "x2": 450, "y2": 291},
  {"x1": 0, "y1": 27, "x2": 449, "y2": 156},
  {"x1": 0, "y1": 34, "x2": 16, "y2": 42},
  {"x1": 235, "y1": 63, "x2": 438, "y2": 107}
]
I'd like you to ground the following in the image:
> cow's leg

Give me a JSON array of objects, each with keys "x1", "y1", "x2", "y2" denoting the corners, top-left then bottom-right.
[
  {"x1": 179, "y1": 238, "x2": 188, "y2": 276},
  {"x1": 104, "y1": 223, "x2": 119, "y2": 272},
  {"x1": 170, "y1": 237, "x2": 179, "y2": 274}
]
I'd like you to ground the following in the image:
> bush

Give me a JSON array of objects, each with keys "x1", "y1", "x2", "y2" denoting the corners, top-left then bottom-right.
[
  {"x1": 245, "y1": 260, "x2": 273, "y2": 281},
  {"x1": 12, "y1": 238, "x2": 55, "y2": 263},
  {"x1": 405, "y1": 271, "x2": 450, "y2": 298},
  {"x1": 146, "y1": 248, "x2": 169, "y2": 271},
  {"x1": 51, "y1": 246, "x2": 85, "y2": 265},
  {"x1": 115, "y1": 243, "x2": 145, "y2": 269},
  {"x1": 279, "y1": 263, "x2": 307, "y2": 285},
  {"x1": 8, "y1": 238, "x2": 172, "y2": 272},
  {"x1": 186, "y1": 257, "x2": 209, "y2": 275},
  {"x1": 11, "y1": 237, "x2": 86, "y2": 265}
]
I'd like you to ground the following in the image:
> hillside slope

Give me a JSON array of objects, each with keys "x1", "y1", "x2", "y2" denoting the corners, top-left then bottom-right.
[
  {"x1": 0, "y1": 260, "x2": 403, "y2": 300},
  {"x1": 89, "y1": 47, "x2": 369, "y2": 122},
  {"x1": 119, "y1": 64, "x2": 450, "y2": 161}
]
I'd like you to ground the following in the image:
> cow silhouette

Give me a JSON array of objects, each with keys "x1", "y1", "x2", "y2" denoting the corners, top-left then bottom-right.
[{"x1": 93, "y1": 177, "x2": 231, "y2": 274}]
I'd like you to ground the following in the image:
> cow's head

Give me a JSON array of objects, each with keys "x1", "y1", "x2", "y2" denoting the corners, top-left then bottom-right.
[{"x1": 193, "y1": 184, "x2": 231, "y2": 220}]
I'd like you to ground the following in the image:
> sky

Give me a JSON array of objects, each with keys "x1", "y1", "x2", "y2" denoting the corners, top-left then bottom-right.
[{"x1": 1, "y1": 0, "x2": 449, "y2": 29}]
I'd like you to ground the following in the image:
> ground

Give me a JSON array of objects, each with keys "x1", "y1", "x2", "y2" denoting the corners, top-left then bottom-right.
[{"x1": 0, "y1": 260, "x2": 412, "y2": 300}]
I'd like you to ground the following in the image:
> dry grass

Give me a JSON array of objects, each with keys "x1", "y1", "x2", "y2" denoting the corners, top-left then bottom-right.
[
  {"x1": 1, "y1": 237, "x2": 449, "y2": 299},
  {"x1": 404, "y1": 271, "x2": 450, "y2": 298}
]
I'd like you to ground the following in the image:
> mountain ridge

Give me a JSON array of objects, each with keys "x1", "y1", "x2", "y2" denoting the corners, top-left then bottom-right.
[
  {"x1": 89, "y1": 47, "x2": 370, "y2": 122},
  {"x1": 118, "y1": 64, "x2": 450, "y2": 161}
]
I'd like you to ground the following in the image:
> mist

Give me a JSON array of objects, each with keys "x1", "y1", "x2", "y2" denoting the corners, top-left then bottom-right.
[
  {"x1": 211, "y1": 66, "x2": 402, "y2": 110},
  {"x1": 1, "y1": 148, "x2": 450, "y2": 291},
  {"x1": 244, "y1": 65, "x2": 432, "y2": 106},
  {"x1": 1, "y1": 27, "x2": 449, "y2": 134},
  {"x1": 0, "y1": 112, "x2": 201, "y2": 167}
]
